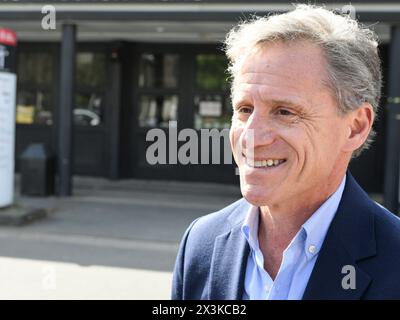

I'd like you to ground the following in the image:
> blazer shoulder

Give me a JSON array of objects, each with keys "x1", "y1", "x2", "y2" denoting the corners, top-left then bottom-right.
[
  {"x1": 362, "y1": 202, "x2": 400, "y2": 298},
  {"x1": 182, "y1": 198, "x2": 248, "y2": 256},
  {"x1": 171, "y1": 198, "x2": 249, "y2": 299},
  {"x1": 372, "y1": 201, "x2": 400, "y2": 248}
]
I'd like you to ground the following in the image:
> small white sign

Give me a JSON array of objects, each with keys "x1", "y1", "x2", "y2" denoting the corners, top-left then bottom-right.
[
  {"x1": 0, "y1": 45, "x2": 9, "y2": 70},
  {"x1": 199, "y1": 101, "x2": 222, "y2": 117},
  {"x1": 0, "y1": 71, "x2": 16, "y2": 208}
]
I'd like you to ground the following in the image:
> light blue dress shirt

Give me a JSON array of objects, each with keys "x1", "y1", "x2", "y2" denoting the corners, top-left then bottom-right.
[{"x1": 241, "y1": 175, "x2": 346, "y2": 300}]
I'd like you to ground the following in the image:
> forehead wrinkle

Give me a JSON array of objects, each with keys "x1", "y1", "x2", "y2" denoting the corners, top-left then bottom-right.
[
  {"x1": 239, "y1": 48, "x2": 330, "y2": 94},
  {"x1": 237, "y1": 81, "x2": 299, "y2": 91},
  {"x1": 235, "y1": 68, "x2": 329, "y2": 109},
  {"x1": 234, "y1": 81, "x2": 304, "y2": 105},
  {"x1": 237, "y1": 66, "x2": 307, "y2": 93},
  {"x1": 239, "y1": 70, "x2": 299, "y2": 86},
  {"x1": 258, "y1": 91, "x2": 309, "y2": 111}
]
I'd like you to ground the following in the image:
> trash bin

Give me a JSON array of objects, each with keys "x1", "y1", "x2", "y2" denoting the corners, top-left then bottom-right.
[{"x1": 20, "y1": 143, "x2": 55, "y2": 196}]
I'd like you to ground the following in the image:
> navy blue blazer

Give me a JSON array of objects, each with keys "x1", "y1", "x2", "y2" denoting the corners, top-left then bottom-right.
[{"x1": 171, "y1": 173, "x2": 400, "y2": 300}]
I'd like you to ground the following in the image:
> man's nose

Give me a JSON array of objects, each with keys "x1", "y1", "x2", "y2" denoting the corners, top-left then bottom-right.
[{"x1": 242, "y1": 113, "x2": 276, "y2": 150}]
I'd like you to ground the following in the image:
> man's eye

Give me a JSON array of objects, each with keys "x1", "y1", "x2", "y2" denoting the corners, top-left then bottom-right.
[
  {"x1": 238, "y1": 107, "x2": 253, "y2": 114},
  {"x1": 277, "y1": 108, "x2": 294, "y2": 116}
]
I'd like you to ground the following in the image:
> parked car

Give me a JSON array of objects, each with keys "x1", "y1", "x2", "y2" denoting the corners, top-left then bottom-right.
[{"x1": 73, "y1": 108, "x2": 100, "y2": 126}]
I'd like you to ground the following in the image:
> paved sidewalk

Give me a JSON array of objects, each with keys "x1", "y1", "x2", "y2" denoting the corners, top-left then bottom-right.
[{"x1": 0, "y1": 176, "x2": 241, "y2": 299}]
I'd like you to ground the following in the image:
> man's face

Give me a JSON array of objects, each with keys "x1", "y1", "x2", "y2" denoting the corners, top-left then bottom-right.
[{"x1": 230, "y1": 40, "x2": 351, "y2": 208}]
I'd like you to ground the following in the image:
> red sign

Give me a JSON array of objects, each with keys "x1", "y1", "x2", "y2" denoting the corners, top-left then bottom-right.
[{"x1": 0, "y1": 28, "x2": 17, "y2": 47}]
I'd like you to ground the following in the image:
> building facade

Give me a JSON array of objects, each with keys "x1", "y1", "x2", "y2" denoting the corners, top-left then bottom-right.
[{"x1": 1, "y1": 0, "x2": 399, "y2": 197}]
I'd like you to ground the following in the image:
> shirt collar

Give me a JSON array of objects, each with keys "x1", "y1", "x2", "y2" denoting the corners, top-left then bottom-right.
[
  {"x1": 241, "y1": 175, "x2": 347, "y2": 260},
  {"x1": 241, "y1": 204, "x2": 260, "y2": 251}
]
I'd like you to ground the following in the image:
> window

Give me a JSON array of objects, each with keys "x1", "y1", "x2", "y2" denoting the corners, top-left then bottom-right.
[
  {"x1": 16, "y1": 50, "x2": 55, "y2": 125},
  {"x1": 139, "y1": 53, "x2": 179, "y2": 89},
  {"x1": 18, "y1": 51, "x2": 53, "y2": 85},
  {"x1": 16, "y1": 48, "x2": 108, "y2": 127},
  {"x1": 76, "y1": 52, "x2": 106, "y2": 87},
  {"x1": 75, "y1": 92, "x2": 102, "y2": 126},
  {"x1": 138, "y1": 95, "x2": 178, "y2": 128},
  {"x1": 137, "y1": 52, "x2": 180, "y2": 128},
  {"x1": 196, "y1": 54, "x2": 229, "y2": 91},
  {"x1": 194, "y1": 94, "x2": 231, "y2": 130},
  {"x1": 194, "y1": 54, "x2": 231, "y2": 130},
  {"x1": 74, "y1": 51, "x2": 107, "y2": 126},
  {"x1": 17, "y1": 90, "x2": 53, "y2": 125}
]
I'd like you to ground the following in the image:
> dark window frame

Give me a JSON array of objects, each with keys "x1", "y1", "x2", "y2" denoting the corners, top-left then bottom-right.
[
  {"x1": 74, "y1": 43, "x2": 110, "y2": 128},
  {"x1": 16, "y1": 42, "x2": 58, "y2": 128}
]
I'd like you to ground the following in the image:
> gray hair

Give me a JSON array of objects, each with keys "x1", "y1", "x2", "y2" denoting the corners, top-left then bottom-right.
[{"x1": 224, "y1": 4, "x2": 382, "y2": 157}]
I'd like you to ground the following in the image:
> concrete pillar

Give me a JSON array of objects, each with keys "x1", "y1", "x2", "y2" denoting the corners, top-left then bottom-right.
[{"x1": 57, "y1": 24, "x2": 76, "y2": 196}]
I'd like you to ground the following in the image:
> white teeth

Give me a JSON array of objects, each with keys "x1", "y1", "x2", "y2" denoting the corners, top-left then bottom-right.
[{"x1": 246, "y1": 158, "x2": 285, "y2": 168}]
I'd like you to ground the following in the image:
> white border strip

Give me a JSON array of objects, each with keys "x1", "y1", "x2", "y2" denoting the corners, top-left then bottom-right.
[{"x1": 0, "y1": 3, "x2": 400, "y2": 13}]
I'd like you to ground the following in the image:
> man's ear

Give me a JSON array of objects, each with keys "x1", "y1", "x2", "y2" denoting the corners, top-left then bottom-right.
[{"x1": 342, "y1": 103, "x2": 374, "y2": 153}]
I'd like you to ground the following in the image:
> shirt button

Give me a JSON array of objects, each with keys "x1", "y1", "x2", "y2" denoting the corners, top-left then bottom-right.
[
  {"x1": 264, "y1": 284, "x2": 270, "y2": 291},
  {"x1": 308, "y1": 245, "x2": 317, "y2": 254}
]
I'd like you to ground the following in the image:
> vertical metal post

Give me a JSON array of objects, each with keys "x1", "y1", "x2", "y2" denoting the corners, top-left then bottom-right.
[
  {"x1": 57, "y1": 24, "x2": 76, "y2": 196},
  {"x1": 108, "y1": 44, "x2": 122, "y2": 180},
  {"x1": 384, "y1": 25, "x2": 400, "y2": 214}
]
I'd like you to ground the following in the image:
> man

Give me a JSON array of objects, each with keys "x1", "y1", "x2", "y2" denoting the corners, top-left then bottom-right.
[{"x1": 172, "y1": 4, "x2": 400, "y2": 300}]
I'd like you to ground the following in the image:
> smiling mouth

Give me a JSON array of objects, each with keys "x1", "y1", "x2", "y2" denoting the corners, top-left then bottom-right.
[{"x1": 242, "y1": 153, "x2": 287, "y2": 168}]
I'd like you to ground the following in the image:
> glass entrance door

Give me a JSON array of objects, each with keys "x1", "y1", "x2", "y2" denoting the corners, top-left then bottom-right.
[{"x1": 130, "y1": 44, "x2": 238, "y2": 184}]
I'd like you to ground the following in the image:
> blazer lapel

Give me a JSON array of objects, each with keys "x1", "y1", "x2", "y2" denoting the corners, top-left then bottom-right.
[
  {"x1": 302, "y1": 229, "x2": 372, "y2": 299},
  {"x1": 303, "y1": 172, "x2": 376, "y2": 300},
  {"x1": 208, "y1": 223, "x2": 250, "y2": 300}
]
